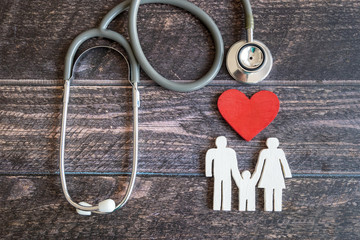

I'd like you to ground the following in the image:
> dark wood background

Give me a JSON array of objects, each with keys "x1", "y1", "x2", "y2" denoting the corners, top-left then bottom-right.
[{"x1": 0, "y1": 0, "x2": 359, "y2": 239}]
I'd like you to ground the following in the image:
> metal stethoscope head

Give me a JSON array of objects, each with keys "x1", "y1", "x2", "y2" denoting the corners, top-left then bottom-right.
[{"x1": 226, "y1": 3, "x2": 273, "y2": 84}]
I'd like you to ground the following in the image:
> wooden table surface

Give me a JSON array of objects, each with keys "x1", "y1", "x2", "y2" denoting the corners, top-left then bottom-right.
[{"x1": 1, "y1": 0, "x2": 359, "y2": 239}]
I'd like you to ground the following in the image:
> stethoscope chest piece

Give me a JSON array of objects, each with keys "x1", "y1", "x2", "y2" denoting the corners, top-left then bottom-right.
[{"x1": 226, "y1": 40, "x2": 272, "y2": 84}]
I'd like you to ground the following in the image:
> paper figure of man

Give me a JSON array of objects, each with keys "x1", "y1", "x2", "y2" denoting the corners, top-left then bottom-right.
[
  {"x1": 205, "y1": 136, "x2": 241, "y2": 211},
  {"x1": 253, "y1": 137, "x2": 292, "y2": 211}
]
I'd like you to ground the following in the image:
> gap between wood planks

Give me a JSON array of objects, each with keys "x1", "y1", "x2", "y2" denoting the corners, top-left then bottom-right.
[
  {"x1": 0, "y1": 79, "x2": 360, "y2": 87},
  {"x1": 1, "y1": 172, "x2": 360, "y2": 178}
]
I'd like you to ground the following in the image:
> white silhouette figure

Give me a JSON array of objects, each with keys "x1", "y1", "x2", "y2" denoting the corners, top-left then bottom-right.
[
  {"x1": 235, "y1": 170, "x2": 260, "y2": 211},
  {"x1": 253, "y1": 137, "x2": 292, "y2": 211},
  {"x1": 205, "y1": 136, "x2": 241, "y2": 211}
]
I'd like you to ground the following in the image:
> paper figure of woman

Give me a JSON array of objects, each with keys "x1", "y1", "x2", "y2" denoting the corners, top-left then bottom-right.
[{"x1": 253, "y1": 137, "x2": 292, "y2": 211}]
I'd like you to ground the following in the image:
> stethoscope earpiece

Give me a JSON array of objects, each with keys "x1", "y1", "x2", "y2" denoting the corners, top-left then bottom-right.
[
  {"x1": 76, "y1": 199, "x2": 116, "y2": 216},
  {"x1": 226, "y1": 39, "x2": 273, "y2": 84}
]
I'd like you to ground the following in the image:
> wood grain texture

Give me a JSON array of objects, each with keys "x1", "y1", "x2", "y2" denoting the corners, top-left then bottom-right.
[
  {"x1": 0, "y1": 0, "x2": 359, "y2": 237},
  {"x1": 0, "y1": 176, "x2": 359, "y2": 239},
  {"x1": 0, "y1": 0, "x2": 359, "y2": 82},
  {"x1": 0, "y1": 85, "x2": 359, "y2": 174}
]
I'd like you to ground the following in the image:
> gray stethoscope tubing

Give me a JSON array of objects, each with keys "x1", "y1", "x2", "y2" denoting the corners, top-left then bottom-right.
[
  {"x1": 64, "y1": 0, "x2": 225, "y2": 92},
  {"x1": 60, "y1": 45, "x2": 139, "y2": 214},
  {"x1": 127, "y1": 0, "x2": 224, "y2": 92},
  {"x1": 61, "y1": 0, "x2": 227, "y2": 214},
  {"x1": 64, "y1": 28, "x2": 140, "y2": 84}
]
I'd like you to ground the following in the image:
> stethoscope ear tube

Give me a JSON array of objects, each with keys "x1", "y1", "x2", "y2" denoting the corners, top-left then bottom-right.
[
  {"x1": 63, "y1": 28, "x2": 139, "y2": 83},
  {"x1": 61, "y1": 39, "x2": 139, "y2": 214}
]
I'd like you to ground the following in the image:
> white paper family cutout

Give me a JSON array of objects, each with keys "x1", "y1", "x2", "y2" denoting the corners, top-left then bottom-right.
[{"x1": 205, "y1": 136, "x2": 292, "y2": 211}]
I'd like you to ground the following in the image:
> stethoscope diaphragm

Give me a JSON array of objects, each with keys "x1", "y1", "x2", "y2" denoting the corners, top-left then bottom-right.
[{"x1": 226, "y1": 39, "x2": 273, "y2": 84}]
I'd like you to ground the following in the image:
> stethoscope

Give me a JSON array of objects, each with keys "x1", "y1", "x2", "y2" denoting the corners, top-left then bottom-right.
[{"x1": 60, "y1": 0, "x2": 272, "y2": 215}]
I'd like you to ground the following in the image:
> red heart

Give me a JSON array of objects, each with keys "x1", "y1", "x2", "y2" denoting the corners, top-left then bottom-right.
[{"x1": 218, "y1": 90, "x2": 279, "y2": 141}]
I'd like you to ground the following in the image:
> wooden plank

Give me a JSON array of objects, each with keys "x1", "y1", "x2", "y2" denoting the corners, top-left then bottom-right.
[
  {"x1": 1, "y1": 85, "x2": 359, "y2": 174},
  {"x1": 0, "y1": 0, "x2": 359, "y2": 83},
  {"x1": 0, "y1": 175, "x2": 359, "y2": 239}
]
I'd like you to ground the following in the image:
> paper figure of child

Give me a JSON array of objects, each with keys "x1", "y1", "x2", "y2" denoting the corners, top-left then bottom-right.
[
  {"x1": 253, "y1": 137, "x2": 292, "y2": 211},
  {"x1": 205, "y1": 136, "x2": 241, "y2": 211},
  {"x1": 234, "y1": 170, "x2": 260, "y2": 211}
]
